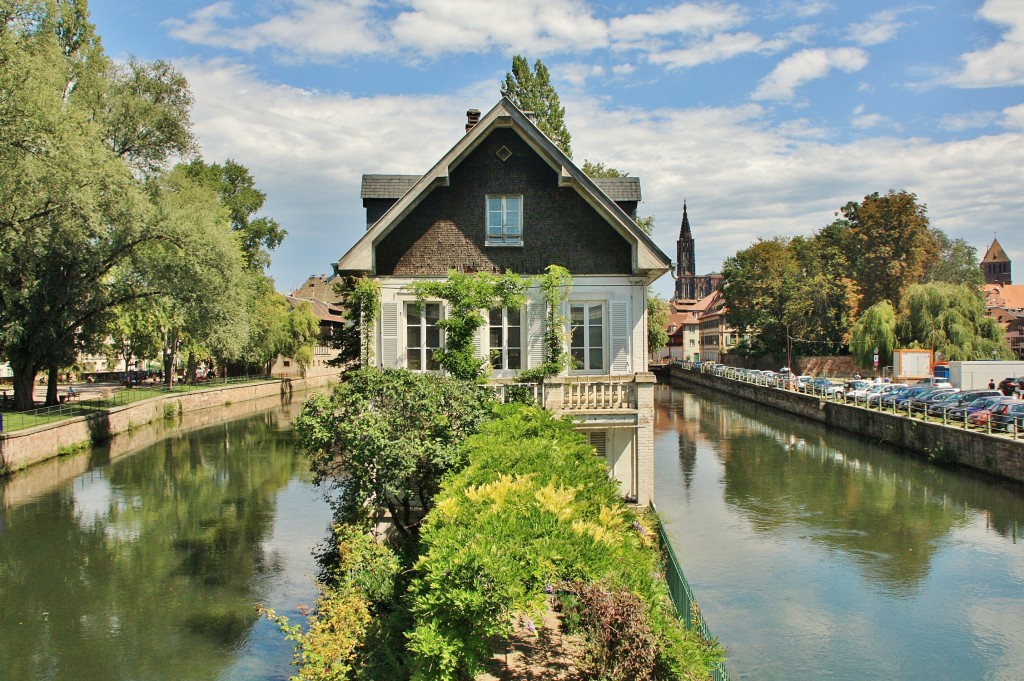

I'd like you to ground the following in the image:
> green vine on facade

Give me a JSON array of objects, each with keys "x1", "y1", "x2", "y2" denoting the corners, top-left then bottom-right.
[
  {"x1": 330, "y1": 276, "x2": 381, "y2": 367},
  {"x1": 519, "y1": 264, "x2": 573, "y2": 382},
  {"x1": 407, "y1": 270, "x2": 527, "y2": 381}
]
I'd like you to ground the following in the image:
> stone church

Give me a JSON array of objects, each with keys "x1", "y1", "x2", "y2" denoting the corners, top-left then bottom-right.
[{"x1": 673, "y1": 203, "x2": 722, "y2": 301}]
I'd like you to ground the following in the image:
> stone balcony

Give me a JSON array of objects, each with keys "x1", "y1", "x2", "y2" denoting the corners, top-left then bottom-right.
[{"x1": 489, "y1": 373, "x2": 656, "y2": 413}]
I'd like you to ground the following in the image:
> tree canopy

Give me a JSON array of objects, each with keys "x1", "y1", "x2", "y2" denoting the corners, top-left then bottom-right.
[{"x1": 501, "y1": 55, "x2": 572, "y2": 157}]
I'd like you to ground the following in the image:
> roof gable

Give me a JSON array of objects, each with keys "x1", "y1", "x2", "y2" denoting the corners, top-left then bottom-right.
[
  {"x1": 982, "y1": 238, "x2": 1009, "y2": 263},
  {"x1": 336, "y1": 98, "x2": 670, "y2": 282}
]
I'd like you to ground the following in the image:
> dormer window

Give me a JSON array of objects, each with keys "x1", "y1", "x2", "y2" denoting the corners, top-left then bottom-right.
[{"x1": 486, "y1": 195, "x2": 522, "y2": 246}]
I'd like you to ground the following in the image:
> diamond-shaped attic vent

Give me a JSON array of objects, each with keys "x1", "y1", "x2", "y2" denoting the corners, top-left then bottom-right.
[{"x1": 496, "y1": 146, "x2": 512, "y2": 162}]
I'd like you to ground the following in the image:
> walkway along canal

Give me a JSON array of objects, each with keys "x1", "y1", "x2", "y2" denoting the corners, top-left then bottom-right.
[
  {"x1": 0, "y1": 393, "x2": 333, "y2": 681},
  {"x1": 653, "y1": 382, "x2": 1024, "y2": 680}
]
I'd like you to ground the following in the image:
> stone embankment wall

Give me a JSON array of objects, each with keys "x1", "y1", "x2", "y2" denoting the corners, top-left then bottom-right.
[
  {"x1": 0, "y1": 373, "x2": 341, "y2": 475},
  {"x1": 667, "y1": 365, "x2": 1024, "y2": 483}
]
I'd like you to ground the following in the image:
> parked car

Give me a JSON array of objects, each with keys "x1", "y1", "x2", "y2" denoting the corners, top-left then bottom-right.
[
  {"x1": 997, "y1": 377, "x2": 1019, "y2": 397},
  {"x1": 847, "y1": 382, "x2": 884, "y2": 402},
  {"x1": 948, "y1": 395, "x2": 1007, "y2": 421},
  {"x1": 865, "y1": 383, "x2": 908, "y2": 406},
  {"x1": 840, "y1": 380, "x2": 872, "y2": 399},
  {"x1": 907, "y1": 387, "x2": 958, "y2": 413},
  {"x1": 915, "y1": 377, "x2": 953, "y2": 388},
  {"x1": 811, "y1": 377, "x2": 843, "y2": 395},
  {"x1": 990, "y1": 400, "x2": 1024, "y2": 433},
  {"x1": 967, "y1": 398, "x2": 1018, "y2": 427},
  {"x1": 926, "y1": 390, "x2": 1000, "y2": 417}
]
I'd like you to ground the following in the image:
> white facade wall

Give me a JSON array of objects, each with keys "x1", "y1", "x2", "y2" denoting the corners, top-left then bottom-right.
[{"x1": 373, "y1": 275, "x2": 647, "y2": 377}]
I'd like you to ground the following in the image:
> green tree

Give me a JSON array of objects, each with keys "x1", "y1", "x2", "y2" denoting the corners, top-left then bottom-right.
[
  {"x1": 648, "y1": 293, "x2": 669, "y2": 355},
  {"x1": 281, "y1": 300, "x2": 321, "y2": 375},
  {"x1": 721, "y1": 238, "x2": 800, "y2": 356},
  {"x1": 925, "y1": 229, "x2": 984, "y2": 287},
  {"x1": 143, "y1": 166, "x2": 249, "y2": 386},
  {"x1": 897, "y1": 283, "x2": 1010, "y2": 361},
  {"x1": 183, "y1": 158, "x2": 286, "y2": 270},
  {"x1": 106, "y1": 297, "x2": 163, "y2": 374},
  {"x1": 849, "y1": 300, "x2": 897, "y2": 370},
  {"x1": 581, "y1": 159, "x2": 625, "y2": 178},
  {"x1": 501, "y1": 55, "x2": 572, "y2": 157},
  {"x1": 293, "y1": 368, "x2": 496, "y2": 539},
  {"x1": 843, "y1": 190, "x2": 938, "y2": 313},
  {"x1": 0, "y1": 0, "x2": 196, "y2": 407}
]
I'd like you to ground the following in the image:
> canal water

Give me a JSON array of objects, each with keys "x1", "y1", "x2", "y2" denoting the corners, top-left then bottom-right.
[
  {"x1": 0, "y1": 397, "x2": 332, "y2": 681},
  {"x1": 654, "y1": 382, "x2": 1024, "y2": 681}
]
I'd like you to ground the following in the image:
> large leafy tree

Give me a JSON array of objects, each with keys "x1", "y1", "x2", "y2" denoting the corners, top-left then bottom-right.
[
  {"x1": 925, "y1": 229, "x2": 984, "y2": 287},
  {"x1": 294, "y1": 368, "x2": 496, "y2": 539},
  {"x1": 842, "y1": 190, "x2": 938, "y2": 313},
  {"x1": 849, "y1": 300, "x2": 897, "y2": 370},
  {"x1": 897, "y1": 283, "x2": 1010, "y2": 361},
  {"x1": 721, "y1": 238, "x2": 800, "y2": 355},
  {"x1": 182, "y1": 158, "x2": 286, "y2": 270},
  {"x1": 0, "y1": 0, "x2": 197, "y2": 407},
  {"x1": 501, "y1": 55, "x2": 572, "y2": 157}
]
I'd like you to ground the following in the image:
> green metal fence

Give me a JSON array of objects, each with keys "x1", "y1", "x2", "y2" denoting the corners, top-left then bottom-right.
[
  {"x1": 653, "y1": 506, "x2": 731, "y2": 681},
  {"x1": 0, "y1": 375, "x2": 279, "y2": 434}
]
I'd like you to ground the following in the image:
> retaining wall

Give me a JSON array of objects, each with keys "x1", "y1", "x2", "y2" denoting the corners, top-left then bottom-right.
[
  {"x1": 667, "y1": 364, "x2": 1024, "y2": 483},
  {"x1": 0, "y1": 373, "x2": 341, "y2": 475}
]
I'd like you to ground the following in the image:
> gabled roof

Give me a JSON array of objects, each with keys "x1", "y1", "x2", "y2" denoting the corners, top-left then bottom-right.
[
  {"x1": 982, "y1": 284, "x2": 1024, "y2": 309},
  {"x1": 982, "y1": 238, "x2": 1010, "y2": 263},
  {"x1": 337, "y1": 98, "x2": 670, "y2": 282},
  {"x1": 360, "y1": 174, "x2": 640, "y2": 202}
]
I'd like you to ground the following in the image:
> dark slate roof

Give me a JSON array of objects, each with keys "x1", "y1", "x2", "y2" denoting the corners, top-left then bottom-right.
[
  {"x1": 361, "y1": 175, "x2": 420, "y2": 199},
  {"x1": 592, "y1": 177, "x2": 641, "y2": 202},
  {"x1": 360, "y1": 174, "x2": 640, "y2": 202}
]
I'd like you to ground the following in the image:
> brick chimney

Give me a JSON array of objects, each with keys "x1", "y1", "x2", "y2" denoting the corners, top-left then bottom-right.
[{"x1": 465, "y1": 109, "x2": 481, "y2": 133}]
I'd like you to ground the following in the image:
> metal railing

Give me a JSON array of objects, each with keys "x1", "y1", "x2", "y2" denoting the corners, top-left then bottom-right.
[
  {"x1": 674, "y1": 361, "x2": 1024, "y2": 441},
  {"x1": 652, "y1": 506, "x2": 731, "y2": 681},
  {"x1": 0, "y1": 375, "x2": 280, "y2": 434}
]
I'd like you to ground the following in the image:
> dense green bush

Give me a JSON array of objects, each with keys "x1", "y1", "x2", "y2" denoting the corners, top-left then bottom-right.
[
  {"x1": 406, "y1": 405, "x2": 723, "y2": 680},
  {"x1": 293, "y1": 368, "x2": 496, "y2": 539}
]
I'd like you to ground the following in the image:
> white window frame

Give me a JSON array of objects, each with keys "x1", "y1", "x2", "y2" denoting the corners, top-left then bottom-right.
[
  {"x1": 569, "y1": 302, "x2": 606, "y2": 374},
  {"x1": 405, "y1": 301, "x2": 443, "y2": 371},
  {"x1": 486, "y1": 195, "x2": 523, "y2": 246},
  {"x1": 488, "y1": 306, "x2": 524, "y2": 371}
]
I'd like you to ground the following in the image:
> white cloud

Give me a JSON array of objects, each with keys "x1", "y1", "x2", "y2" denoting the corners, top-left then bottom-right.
[
  {"x1": 649, "y1": 32, "x2": 770, "y2": 69},
  {"x1": 611, "y1": 63, "x2": 636, "y2": 76},
  {"x1": 609, "y1": 2, "x2": 747, "y2": 43},
  {"x1": 851, "y1": 112, "x2": 890, "y2": 129},
  {"x1": 945, "y1": 0, "x2": 1024, "y2": 87},
  {"x1": 752, "y1": 47, "x2": 869, "y2": 101},
  {"x1": 391, "y1": 0, "x2": 609, "y2": 56},
  {"x1": 165, "y1": 0, "x2": 384, "y2": 57},
  {"x1": 939, "y1": 110, "x2": 1000, "y2": 131},
  {"x1": 1002, "y1": 104, "x2": 1024, "y2": 129},
  {"x1": 848, "y1": 8, "x2": 909, "y2": 47}
]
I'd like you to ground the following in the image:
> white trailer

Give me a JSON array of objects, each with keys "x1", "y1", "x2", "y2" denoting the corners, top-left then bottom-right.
[
  {"x1": 948, "y1": 361, "x2": 1024, "y2": 390},
  {"x1": 893, "y1": 349, "x2": 933, "y2": 382}
]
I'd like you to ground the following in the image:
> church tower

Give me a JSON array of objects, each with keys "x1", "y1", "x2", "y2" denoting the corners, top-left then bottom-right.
[
  {"x1": 981, "y1": 238, "x2": 1012, "y2": 285},
  {"x1": 675, "y1": 204, "x2": 696, "y2": 300}
]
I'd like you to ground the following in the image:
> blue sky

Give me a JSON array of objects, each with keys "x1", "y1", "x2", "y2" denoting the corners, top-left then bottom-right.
[{"x1": 89, "y1": 0, "x2": 1024, "y2": 298}]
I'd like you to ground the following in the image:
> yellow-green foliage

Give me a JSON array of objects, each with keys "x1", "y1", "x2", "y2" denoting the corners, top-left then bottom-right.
[
  {"x1": 406, "y1": 405, "x2": 722, "y2": 680},
  {"x1": 261, "y1": 525, "x2": 401, "y2": 680}
]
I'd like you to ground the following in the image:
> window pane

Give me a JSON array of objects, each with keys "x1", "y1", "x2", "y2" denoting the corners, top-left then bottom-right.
[
  {"x1": 505, "y1": 197, "x2": 520, "y2": 213},
  {"x1": 425, "y1": 303, "x2": 441, "y2": 324},
  {"x1": 571, "y1": 323, "x2": 584, "y2": 348},
  {"x1": 408, "y1": 326, "x2": 421, "y2": 348},
  {"x1": 407, "y1": 306, "x2": 421, "y2": 325},
  {"x1": 571, "y1": 305, "x2": 584, "y2": 324},
  {"x1": 588, "y1": 305, "x2": 602, "y2": 325},
  {"x1": 407, "y1": 350, "x2": 421, "y2": 370},
  {"x1": 490, "y1": 348, "x2": 502, "y2": 369},
  {"x1": 487, "y1": 197, "x2": 503, "y2": 212},
  {"x1": 571, "y1": 348, "x2": 584, "y2": 366},
  {"x1": 508, "y1": 348, "x2": 521, "y2": 370},
  {"x1": 507, "y1": 307, "x2": 521, "y2": 325},
  {"x1": 490, "y1": 327, "x2": 502, "y2": 348},
  {"x1": 508, "y1": 327, "x2": 520, "y2": 347},
  {"x1": 426, "y1": 349, "x2": 440, "y2": 371},
  {"x1": 426, "y1": 326, "x2": 440, "y2": 347},
  {"x1": 590, "y1": 348, "x2": 602, "y2": 370},
  {"x1": 589, "y1": 323, "x2": 602, "y2": 348},
  {"x1": 505, "y1": 210, "x2": 520, "y2": 228},
  {"x1": 489, "y1": 308, "x2": 502, "y2": 325}
]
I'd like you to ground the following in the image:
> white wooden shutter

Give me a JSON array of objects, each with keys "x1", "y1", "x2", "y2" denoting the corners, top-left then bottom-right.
[
  {"x1": 472, "y1": 321, "x2": 484, "y2": 360},
  {"x1": 609, "y1": 299, "x2": 631, "y2": 374},
  {"x1": 527, "y1": 302, "x2": 546, "y2": 369},
  {"x1": 380, "y1": 301, "x2": 400, "y2": 368}
]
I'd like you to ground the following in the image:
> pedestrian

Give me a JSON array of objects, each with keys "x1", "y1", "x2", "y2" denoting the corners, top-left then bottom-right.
[{"x1": 989, "y1": 379, "x2": 996, "y2": 390}]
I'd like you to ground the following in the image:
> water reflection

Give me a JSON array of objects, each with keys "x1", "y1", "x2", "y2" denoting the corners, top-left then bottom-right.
[
  {"x1": 0, "y1": 407, "x2": 326, "y2": 681},
  {"x1": 654, "y1": 383, "x2": 1024, "y2": 680}
]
